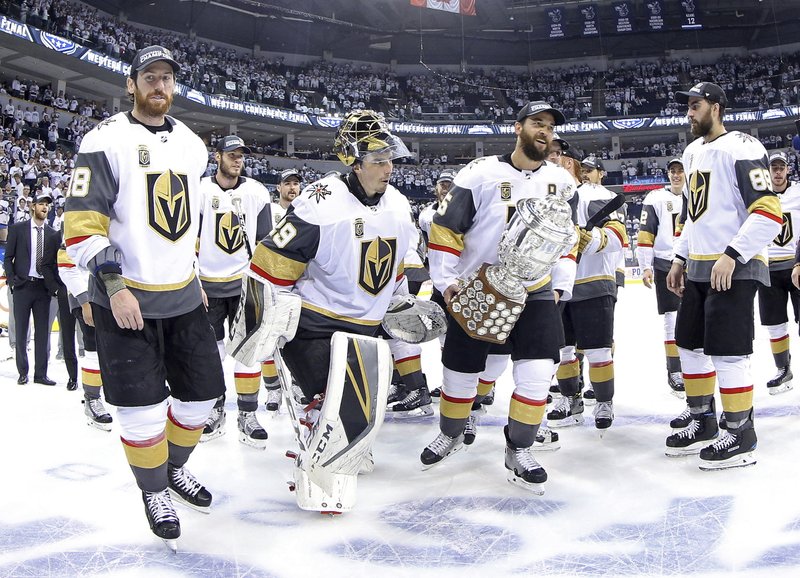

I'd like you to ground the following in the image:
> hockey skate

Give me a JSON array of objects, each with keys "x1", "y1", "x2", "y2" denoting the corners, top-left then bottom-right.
[
  {"x1": 420, "y1": 432, "x2": 465, "y2": 469},
  {"x1": 142, "y1": 489, "x2": 180, "y2": 553},
  {"x1": 388, "y1": 386, "x2": 433, "y2": 417},
  {"x1": 533, "y1": 427, "x2": 560, "y2": 452},
  {"x1": 291, "y1": 382, "x2": 310, "y2": 406},
  {"x1": 594, "y1": 400, "x2": 614, "y2": 432},
  {"x1": 463, "y1": 413, "x2": 478, "y2": 445},
  {"x1": 238, "y1": 411, "x2": 268, "y2": 449},
  {"x1": 767, "y1": 365, "x2": 793, "y2": 396},
  {"x1": 546, "y1": 394, "x2": 584, "y2": 428},
  {"x1": 199, "y1": 406, "x2": 226, "y2": 443},
  {"x1": 167, "y1": 465, "x2": 212, "y2": 513},
  {"x1": 505, "y1": 429, "x2": 546, "y2": 495},
  {"x1": 83, "y1": 396, "x2": 112, "y2": 432},
  {"x1": 665, "y1": 413, "x2": 718, "y2": 457},
  {"x1": 430, "y1": 387, "x2": 441, "y2": 401},
  {"x1": 548, "y1": 383, "x2": 562, "y2": 401},
  {"x1": 264, "y1": 387, "x2": 283, "y2": 415},
  {"x1": 670, "y1": 406, "x2": 692, "y2": 429},
  {"x1": 386, "y1": 382, "x2": 406, "y2": 407},
  {"x1": 482, "y1": 386, "x2": 495, "y2": 406},
  {"x1": 699, "y1": 426, "x2": 757, "y2": 471},
  {"x1": 667, "y1": 371, "x2": 685, "y2": 398}
]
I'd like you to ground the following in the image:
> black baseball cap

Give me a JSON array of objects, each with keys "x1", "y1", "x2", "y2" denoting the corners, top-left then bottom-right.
[
  {"x1": 216, "y1": 135, "x2": 251, "y2": 154},
  {"x1": 667, "y1": 158, "x2": 683, "y2": 169},
  {"x1": 581, "y1": 156, "x2": 605, "y2": 171},
  {"x1": 517, "y1": 101, "x2": 566, "y2": 126},
  {"x1": 769, "y1": 151, "x2": 788, "y2": 165},
  {"x1": 552, "y1": 133, "x2": 570, "y2": 151},
  {"x1": 436, "y1": 169, "x2": 457, "y2": 183},
  {"x1": 280, "y1": 168, "x2": 301, "y2": 182},
  {"x1": 33, "y1": 192, "x2": 53, "y2": 204},
  {"x1": 675, "y1": 82, "x2": 728, "y2": 106},
  {"x1": 129, "y1": 45, "x2": 180, "y2": 76}
]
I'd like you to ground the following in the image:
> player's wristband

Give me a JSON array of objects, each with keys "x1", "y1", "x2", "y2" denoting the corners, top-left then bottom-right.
[{"x1": 98, "y1": 271, "x2": 126, "y2": 298}]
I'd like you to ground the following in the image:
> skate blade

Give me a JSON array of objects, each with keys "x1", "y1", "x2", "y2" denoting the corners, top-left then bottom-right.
[
  {"x1": 547, "y1": 415, "x2": 585, "y2": 429},
  {"x1": 199, "y1": 429, "x2": 225, "y2": 443},
  {"x1": 768, "y1": 382, "x2": 793, "y2": 396},
  {"x1": 506, "y1": 471, "x2": 545, "y2": 495},
  {"x1": 420, "y1": 442, "x2": 465, "y2": 471},
  {"x1": 160, "y1": 537, "x2": 178, "y2": 553},
  {"x1": 392, "y1": 405, "x2": 434, "y2": 418},
  {"x1": 583, "y1": 399, "x2": 596, "y2": 407},
  {"x1": 167, "y1": 488, "x2": 211, "y2": 515},
  {"x1": 665, "y1": 447, "x2": 702, "y2": 457},
  {"x1": 265, "y1": 407, "x2": 281, "y2": 417},
  {"x1": 698, "y1": 452, "x2": 756, "y2": 471},
  {"x1": 670, "y1": 390, "x2": 686, "y2": 400},
  {"x1": 532, "y1": 441, "x2": 561, "y2": 452},
  {"x1": 86, "y1": 418, "x2": 112, "y2": 432},
  {"x1": 238, "y1": 432, "x2": 267, "y2": 450}
]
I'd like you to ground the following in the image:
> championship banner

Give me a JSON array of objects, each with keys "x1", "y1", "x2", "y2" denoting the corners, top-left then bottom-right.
[
  {"x1": 581, "y1": 4, "x2": 599, "y2": 37},
  {"x1": 681, "y1": 0, "x2": 701, "y2": 29},
  {"x1": 409, "y1": 0, "x2": 476, "y2": 16},
  {"x1": 613, "y1": 1, "x2": 634, "y2": 33},
  {"x1": 547, "y1": 7, "x2": 565, "y2": 39},
  {"x1": 646, "y1": 0, "x2": 664, "y2": 31}
]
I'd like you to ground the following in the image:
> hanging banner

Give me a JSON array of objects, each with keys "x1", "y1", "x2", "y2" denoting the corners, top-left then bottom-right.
[
  {"x1": 547, "y1": 7, "x2": 565, "y2": 39},
  {"x1": 581, "y1": 4, "x2": 599, "y2": 36},
  {"x1": 681, "y1": 0, "x2": 701, "y2": 29},
  {"x1": 613, "y1": 2, "x2": 634, "y2": 33},
  {"x1": 646, "y1": 0, "x2": 664, "y2": 31}
]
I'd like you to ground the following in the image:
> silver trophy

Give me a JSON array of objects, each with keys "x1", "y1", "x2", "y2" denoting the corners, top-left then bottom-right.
[{"x1": 448, "y1": 185, "x2": 578, "y2": 344}]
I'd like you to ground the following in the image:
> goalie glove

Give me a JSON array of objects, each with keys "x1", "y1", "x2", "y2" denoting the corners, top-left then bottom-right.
[
  {"x1": 226, "y1": 274, "x2": 302, "y2": 366},
  {"x1": 381, "y1": 295, "x2": 447, "y2": 344}
]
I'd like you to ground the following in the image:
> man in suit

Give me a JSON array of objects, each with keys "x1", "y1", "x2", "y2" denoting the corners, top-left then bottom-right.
[{"x1": 4, "y1": 192, "x2": 60, "y2": 385}]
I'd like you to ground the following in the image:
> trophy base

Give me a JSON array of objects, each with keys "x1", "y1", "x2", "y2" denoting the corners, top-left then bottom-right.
[{"x1": 447, "y1": 264, "x2": 527, "y2": 344}]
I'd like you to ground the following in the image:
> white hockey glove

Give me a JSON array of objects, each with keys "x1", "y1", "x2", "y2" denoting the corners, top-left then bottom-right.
[
  {"x1": 381, "y1": 295, "x2": 447, "y2": 344},
  {"x1": 226, "y1": 273, "x2": 302, "y2": 366}
]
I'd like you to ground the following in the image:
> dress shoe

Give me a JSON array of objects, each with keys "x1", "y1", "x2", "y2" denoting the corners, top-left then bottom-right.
[
  {"x1": 17, "y1": 375, "x2": 28, "y2": 385},
  {"x1": 66, "y1": 379, "x2": 78, "y2": 391},
  {"x1": 34, "y1": 376, "x2": 56, "y2": 386}
]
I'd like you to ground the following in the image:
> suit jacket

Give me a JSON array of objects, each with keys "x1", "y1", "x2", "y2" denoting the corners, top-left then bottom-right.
[{"x1": 3, "y1": 219, "x2": 60, "y2": 295}]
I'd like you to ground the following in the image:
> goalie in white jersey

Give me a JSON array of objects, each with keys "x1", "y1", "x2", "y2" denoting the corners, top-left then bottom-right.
[
  {"x1": 637, "y1": 158, "x2": 685, "y2": 396},
  {"x1": 196, "y1": 135, "x2": 276, "y2": 448},
  {"x1": 64, "y1": 46, "x2": 225, "y2": 550},
  {"x1": 423, "y1": 101, "x2": 578, "y2": 493},
  {"x1": 665, "y1": 82, "x2": 782, "y2": 470},
  {"x1": 227, "y1": 111, "x2": 421, "y2": 512}
]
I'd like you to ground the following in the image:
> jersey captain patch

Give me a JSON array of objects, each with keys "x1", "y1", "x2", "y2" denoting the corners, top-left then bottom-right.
[
  {"x1": 358, "y1": 236, "x2": 397, "y2": 296},
  {"x1": 147, "y1": 169, "x2": 191, "y2": 242},
  {"x1": 687, "y1": 170, "x2": 710, "y2": 221},
  {"x1": 215, "y1": 211, "x2": 244, "y2": 254}
]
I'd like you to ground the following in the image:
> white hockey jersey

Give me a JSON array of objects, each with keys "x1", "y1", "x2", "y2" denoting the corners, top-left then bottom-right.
[
  {"x1": 429, "y1": 154, "x2": 577, "y2": 301},
  {"x1": 249, "y1": 172, "x2": 417, "y2": 336},
  {"x1": 675, "y1": 131, "x2": 782, "y2": 284},
  {"x1": 197, "y1": 175, "x2": 272, "y2": 298},
  {"x1": 767, "y1": 182, "x2": 800, "y2": 271},
  {"x1": 65, "y1": 112, "x2": 208, "y2": 317},
  {"x1": 637, "y1": 187, "x2": 683, "y2": 272}
]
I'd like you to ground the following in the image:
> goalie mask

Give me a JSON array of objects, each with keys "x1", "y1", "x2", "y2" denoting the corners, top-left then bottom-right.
[{"x1": 334, "y1": 111, "x2": 411, "y2": 166}]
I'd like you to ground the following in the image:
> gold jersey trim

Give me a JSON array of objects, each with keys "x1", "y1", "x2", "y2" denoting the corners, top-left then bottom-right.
[
  {"x1": 124, "y1": 271, "x2": 196, "y2": 291},
  {"x1": 302, "y1": 302, "x2": 381, "y2": 326}
]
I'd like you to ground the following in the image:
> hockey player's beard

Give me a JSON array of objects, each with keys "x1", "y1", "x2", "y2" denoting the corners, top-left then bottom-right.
[
  {"x1": 219, "y1": 161, "x2": 242, "y2": 180},
  {"x1": 690, "y1": 115, "x2": 713, "y2": 138},
  {"x1": 135, "y1": 89, "x2": 173, "y2": 118},
  {"x1": 519, "y1": 130, "x2": 547, "y2": 162}
]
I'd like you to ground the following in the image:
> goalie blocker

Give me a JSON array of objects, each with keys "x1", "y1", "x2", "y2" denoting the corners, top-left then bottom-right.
[{"x1": 278, "y1": 332, "x2": 392, "y2": 513}]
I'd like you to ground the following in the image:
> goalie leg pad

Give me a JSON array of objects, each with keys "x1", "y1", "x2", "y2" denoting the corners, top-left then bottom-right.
[{"x1": 292, "y1": 331, "x2": 393, "y2": 512}]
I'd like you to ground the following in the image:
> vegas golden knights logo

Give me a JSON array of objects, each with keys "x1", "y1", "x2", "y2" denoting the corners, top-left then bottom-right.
[
  {"x1": 500, "y1": 182, "x2": 512, "y2": 201},
  {"x1": 354, "y1": 217, "x2": 364, "y2": 239},
  {"x1": 358, "y1": 237, "x2": 397, "y2": 296},
  {"x1": 774, "y1": 213, "x2": 793, "y2": 247},
  {"x1": 147, "y1": 170, "x2": 191, "y2": 242},
  {"x1": 687, "y1": 170, "x2": 710, "y2": 221},
  {"x1": 138, "y1": 145, "x2": 150, "y2": 167},
  {"x1": 215, "y1": 212, "x2": 244, "y2": 254}
]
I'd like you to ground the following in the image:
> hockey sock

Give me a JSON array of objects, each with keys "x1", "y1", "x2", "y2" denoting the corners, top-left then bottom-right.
[
  {"x1": 712, "y1": 355, "x2": 753, "y2": 430},
  {"x1": 166, "y1": 407, "x2": 205, "y2": 468},
  {"x1": 262, "y1": 359, "x2": 279, "y2": 388},
  {"x1": 586, "y1": 348, "x2": 614, "y2": 402},
  {"x1": 766, "y1": 323, "x2": 790, "y2": 368},
  {"x1": 557, "y1": 346, "x2": 580, "y2": 396},
  {"x1": 663, "y1": 311, "x2": 680, "y2": 373},
  {"x1": 81, "y1": 350, "x2": 102, "y2": 398},
  {"x1": 679, "y1": 347, "x2": 716, "y2": 415}
]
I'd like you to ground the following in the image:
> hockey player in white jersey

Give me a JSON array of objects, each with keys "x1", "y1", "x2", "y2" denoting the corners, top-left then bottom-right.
[
  {"x1": 197, "y1": 135, "x2": 275, "y2": 448},
  {"x1": 758, "y1": 151, "x2": 800, "y2": 394},
  {"x1": 422, "y1": 101, "x2": 578, "y2": 494},
  {"x1": 227, "y1": 110, "x2": 420, "y2": 512},
  {"x1": 637, "y1": 158, "x2": 685, "y2": 396},
  {"x1": 64, "y1": 46, "x2": 226, "y2": 550},
  {"x1": 665, "y1": 82, "x2": 782, "y2": 470}
]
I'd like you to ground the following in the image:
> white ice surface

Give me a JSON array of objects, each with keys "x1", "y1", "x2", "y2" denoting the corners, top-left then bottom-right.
[{"x1": 1, "y1": 284, "x2": 800, "y2": 578}]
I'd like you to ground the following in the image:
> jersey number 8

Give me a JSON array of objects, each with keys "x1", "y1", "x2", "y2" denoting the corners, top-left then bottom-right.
[{"x1": 67, "y1": 167, "x2": 91, "y2": 197}]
